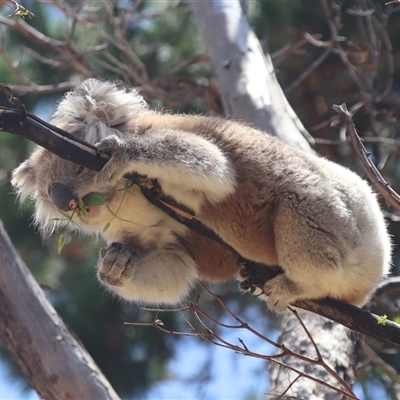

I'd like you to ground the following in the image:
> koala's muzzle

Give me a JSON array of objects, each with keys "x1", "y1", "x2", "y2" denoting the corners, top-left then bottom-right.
[{"x1": 49, "y1": 183, "x2": 79, "y2": 212}]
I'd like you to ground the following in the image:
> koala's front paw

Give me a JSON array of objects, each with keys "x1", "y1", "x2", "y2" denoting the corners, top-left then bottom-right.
[
  {"x1": 96, "y1": 136, "x2": 128, "y2": 183},
  {"x1": 263, "y1": 274, "x2": 300, "y2": 313},
  {"x1": 97, "y1": 135, "x2": 125, "y2": 155},
  {"x1": 97, "y1": 242, "x2": 140, "y2": 287}
]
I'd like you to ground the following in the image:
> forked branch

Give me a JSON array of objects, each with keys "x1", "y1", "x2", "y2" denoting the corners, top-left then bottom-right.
[{"x1": 125, "y1": 284, "x2": 358, "y2": 399}]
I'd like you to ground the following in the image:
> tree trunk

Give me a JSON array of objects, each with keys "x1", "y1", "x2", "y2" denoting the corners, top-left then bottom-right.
[
  {"x1": 190, "y1": 0, "x2": 359, "y2": 397},
  {"x1": 0, "y1": 220, "x2": 120, "y2": 400},
  {"x1": 269, "y1": 313, "x2": 361, "y2": 399},
  {"x1": 190, "y1": 0, "x2": 311, "y2": 151}
]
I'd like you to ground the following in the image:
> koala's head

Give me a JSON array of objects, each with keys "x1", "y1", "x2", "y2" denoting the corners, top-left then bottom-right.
[
  {"x1": 11, "y1": 78, "x2": 148, "y2": 235},
  {"x1": 12, "y1": 148, "x2": 100, "y2": 234}
]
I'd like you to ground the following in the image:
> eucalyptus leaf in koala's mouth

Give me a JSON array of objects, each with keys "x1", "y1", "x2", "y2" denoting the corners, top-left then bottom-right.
[
  {"x1": 78, "y1": 192, "x2": 106, "y2": 220},
  {"x1": 82, "y1": 192, "x2": 106, "y2": 206}
]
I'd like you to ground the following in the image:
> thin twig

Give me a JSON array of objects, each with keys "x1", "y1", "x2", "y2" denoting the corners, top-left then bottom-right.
[
  {"x1": 332, "y1": 102, "x2": 400, "y2": 210},
  {"x1": 314, "y1": 135, "x2": 400, "y2": 150},
  {"x1": 363, "y1": 344, "x2": 400, "y2": 382},
  {"x1": 290, "y1": 308, "x2": 355, "y2": 396},
  {"x1": 125, "y1": 287, "x2": 358, "y2": 399},
  {"x1": 320, "y1": 0, "x2": 375, "y2": 126},
  {"x1": 285, "y1": 48, "x2": 331, "y2": 94},
  {"x1": 274, "y1": 375, "x2": 301, "y2": 400}
]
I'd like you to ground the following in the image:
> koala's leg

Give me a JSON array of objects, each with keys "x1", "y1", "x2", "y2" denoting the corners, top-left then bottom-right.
[
  {"x1": 266, "y1": 195, "x2": 353, "y2": 312},
  {"x1": 97, "y1": 242, "x2": 198, "y2": 304},
  {"x1": 96, "y1": 130, "x2": 236, "y2": 212}
]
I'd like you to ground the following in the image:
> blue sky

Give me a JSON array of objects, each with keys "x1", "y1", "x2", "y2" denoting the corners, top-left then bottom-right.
[{"x1": 0, "y1": 360, "x2": 38, "y2": 400}]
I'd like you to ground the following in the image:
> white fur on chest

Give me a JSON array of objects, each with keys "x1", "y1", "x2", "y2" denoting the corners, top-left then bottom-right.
[{"x1": 98, "y1": 183, "x2": 188, "y2": 247}]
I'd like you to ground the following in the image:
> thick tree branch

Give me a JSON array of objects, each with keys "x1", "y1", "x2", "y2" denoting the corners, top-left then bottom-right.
[
  {"x1": 0, "y1": 220, "x2": 120, "y2": 400},
  {"x1": 1, "y1": 104, "x2": 399, "y2": 350},
  {"x1": 0, "y1": 106, "x2": 108, "y2": 170},
  {"x1": 295, "y1": 298, "x2": 400, "y2": 348}
]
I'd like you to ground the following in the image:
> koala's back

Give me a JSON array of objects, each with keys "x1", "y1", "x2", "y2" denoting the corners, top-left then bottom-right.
[{"x1": 133, "y1": 112, "x2": 391, "y2": 306}]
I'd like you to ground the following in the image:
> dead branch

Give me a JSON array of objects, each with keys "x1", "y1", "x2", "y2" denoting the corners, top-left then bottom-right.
[
  {"x1": 314, "y1": 135, "x2": 400, "y2": 150},
  {"x1": 0, "y1": 15, "x2": 94, "y2": 78},
  {"x1": 317, "y1": 0, "x2": 396, "y2": 141},
  {"x1": 271, "y1": 34, "x2": 319, "y2": 67},
  {"x1": 125, "y1": 285, "x2": 358, "y2": 399},
  {"x1": 0, "y1": 0, "x2": 217, "y2": 110},
  {"x1": 363, "y1": 344, "x2": 400, "y2": 383},
  {"x1": 1, "y1": 102, "x2": 400, "y2": 350},
  {"x1": 320, "y1": 0, "x2": 375, "y2": 123},
  {"x1": 332, "y1": 102, "x2": 400, "y2": 211},
  {"x1": 285, "y1": 47, "x2": 331, "y2": 94},
  {"x1": 375, "y1": 276, "x2": 400, "y2": 297}
]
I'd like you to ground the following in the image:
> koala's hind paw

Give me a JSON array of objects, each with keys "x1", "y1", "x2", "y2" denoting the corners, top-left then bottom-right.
[
  {"x1": 263, "y1": 274, "x2": 301, "y2": 313},
  {"x1": 97, "y1": 242, "x2": 139, "y2": 287},
  {"x1": 238, "y1": 260, "x2": 282, "y2": 292},
  {"x1": 237, "y1": 261, "x2": 301, "y2": 313}
]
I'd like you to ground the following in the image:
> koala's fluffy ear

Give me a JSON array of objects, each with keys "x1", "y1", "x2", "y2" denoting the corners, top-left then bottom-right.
[{"x1": 11, "y1": 158, "x2": 37, "y2": 202}]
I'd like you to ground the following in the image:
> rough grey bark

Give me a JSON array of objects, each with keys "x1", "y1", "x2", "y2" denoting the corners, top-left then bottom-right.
[
  {"x1": 190, "y1": 1, "x2": 359, "y2": 398},
  {"x1": 268, "y1": 314, "x2": 361, "y2": 399},
  {"x1": 0, "y1": 220, "x2": 120, "y2": 400}
]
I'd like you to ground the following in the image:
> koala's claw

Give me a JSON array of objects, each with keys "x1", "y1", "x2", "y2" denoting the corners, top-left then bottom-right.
[
  {"x1": 237, "y1": 261, "x2": 299, "y2": 312},
  {"x1": 95, "y1": 136, "x2": 127, "y2": 184},
  {"x1": 239, "y1": 279, "x2": 255, "y2": 292},
  {"x1": 97, "y1": 242, "x2": 138, "y2": 287},
  {"x1": 238, "y1": 265, "x2": 263, "y2": 295},
  {"x1": 96, "y1": 135, "x2": 124, "y2": 155},
  {"x1": 238, "y1": 261, "x2": 282, "y2": 288}
]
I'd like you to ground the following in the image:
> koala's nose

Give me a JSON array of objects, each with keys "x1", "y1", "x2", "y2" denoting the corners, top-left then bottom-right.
[{"x1": 49, "y1": 183, "x2": 79, "y2": 212}]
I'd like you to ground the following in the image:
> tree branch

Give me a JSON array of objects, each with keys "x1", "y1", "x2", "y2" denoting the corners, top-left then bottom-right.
[
  {"x1": 0, "y1": 220, "x2": 120, "y2": 400},
  {"x1": 332, "y1": 102, "x2": 400, "y2": 211},
  {"x1": 0, "y1": 106, "x2": 108, "y2": 171}
]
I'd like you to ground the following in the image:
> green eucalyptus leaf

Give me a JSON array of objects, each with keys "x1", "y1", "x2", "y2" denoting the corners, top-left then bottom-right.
[
  {"x1": 82, "y1": 192, "x2": 106, "y2": 206},
  {"x1": 103, "y1": 222, "x2": 111, "y2": 232},
  {"x1": 124, "y1": 180, "x2": 134, "y2": 189},
  {"x1": 58, "y1": 234, "x2": 66, "y2": 254},
  {"x1": 79, "y1": 198, "x2": 88, "y2": 220}
]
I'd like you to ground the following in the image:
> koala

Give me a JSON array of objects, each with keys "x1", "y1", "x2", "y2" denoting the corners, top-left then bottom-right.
[{"x1": 11, "y1": 78, "x2": 391, "y2": 312}]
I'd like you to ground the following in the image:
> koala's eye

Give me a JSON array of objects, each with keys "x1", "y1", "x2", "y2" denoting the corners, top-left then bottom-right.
[{"x1": 76, "y1": 165, "x2": 85, "y2": 176}]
